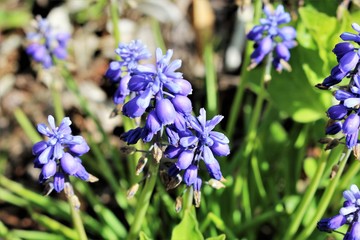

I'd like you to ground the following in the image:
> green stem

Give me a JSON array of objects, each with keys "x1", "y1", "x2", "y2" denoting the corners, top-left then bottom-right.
[
  {"x1": 204, "y1": 41, "x2": 218, "y2": 117},
  {"x1": 283, "y1": 148, "x2": 330, "y2": 239},
  {"x1": 295, "y1": 147, "x2": 352, "y2": 240},
  {"x1": 68, "y1": 199, "x2": 88, "y2": 240},
  {"x1": 225, "y1": 0, "x2": 263, "y2": 140},
  {"x1": 109, "y1": 0, "x2": 120, "y2": 48},
  {"x1": 51, "y1": 83, "x2": 65, "y2": 123},
  {"x1": 127, "y1": 158, "x2": 160, "y2": 240}
]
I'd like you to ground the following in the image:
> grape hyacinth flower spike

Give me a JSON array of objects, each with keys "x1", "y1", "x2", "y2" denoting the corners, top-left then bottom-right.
[
  {"x1": 33, "y1": 115, "x2": 97, "y2": 195},
  {"x1": 247, "y1": 4, "x2": 297, "y2": 71},
  {"x1": 166, "y1": 108, "x2": 230, "y2": 206},
  {"x1": 317, "y1": 23, "x2": 360, "y2": 151},
  {"x1": 26, "y1": 16, "x2": 70, "y2": 68},
  {"x1": 317, "y1": 184, "x2": 360, "y2": 239},
  {"x1": 105, "y1": 40, "x2": 152, "y2": 105}
]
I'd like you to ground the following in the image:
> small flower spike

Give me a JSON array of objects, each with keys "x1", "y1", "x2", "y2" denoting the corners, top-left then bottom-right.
[
  {"x1": 26, "y1": 16, "x2": 70, "y2": 68},
  {"x1": 318, "y1": 184, "x2": 360, "y2": 239},
  {"x1": 247, "y1": 4, "x2": 296, "y2": 71},
  {"x1": 33, "y1": 115, "x2": 96, "y2": 193}
]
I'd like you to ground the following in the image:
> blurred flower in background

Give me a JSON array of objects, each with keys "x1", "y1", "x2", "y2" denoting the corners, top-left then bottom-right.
[
  {"x1": 247, "y1": 4, "x2": 297, "y2": 71},
  {"x1": 26, "y1": 16, "x2": 70, "y2": 68}
]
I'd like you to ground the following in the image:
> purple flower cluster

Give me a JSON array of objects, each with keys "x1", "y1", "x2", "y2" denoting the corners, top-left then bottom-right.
[
  {"x1": 321, "y1": 23, "x2": 360, "y2": 88},
  {"x1": 166, "y1": 109, "x2": 230, "y2": 192},
  {"x1": 320, "y1": 23, "x2": 360, "y2": 149},
  {"x1": 318, "y1": 184, "x2": 360, "y2": 239},
  {"x1": 247, "y1": 5, "x2": 296, "y2": 71},
  {"x1": 105, "y1": 40, "x2": 152, "y2": 104},
  {"x1": 111, "y1": 41, "x2": 230, "y2": 201},
  {"x1": 32, "y1": 115, "x2": 91, "y2": 192},
  {"x1": 26, "y1": 16, "x2": 70, "y2": 68}
]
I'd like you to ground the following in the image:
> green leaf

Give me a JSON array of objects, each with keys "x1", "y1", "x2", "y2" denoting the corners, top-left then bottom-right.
[
  {"x1": 171, "y1": 207, "x2": 204, "y2": 240},
  {"x1": 206, "y1": 234, "x2": 226, "y2": 240}
]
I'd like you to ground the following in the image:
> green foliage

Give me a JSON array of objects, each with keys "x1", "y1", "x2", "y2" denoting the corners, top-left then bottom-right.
[{"x1": 171, "y1": 208, "x2": 204, "y2": 240}]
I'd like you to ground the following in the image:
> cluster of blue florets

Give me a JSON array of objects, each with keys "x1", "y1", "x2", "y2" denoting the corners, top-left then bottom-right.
[
  {"x1": 247, "y1": 5, "x2": 296, "y2": 71},
  {"x1": 105, "y1": 40, "x2": 230, "y2": 196}
]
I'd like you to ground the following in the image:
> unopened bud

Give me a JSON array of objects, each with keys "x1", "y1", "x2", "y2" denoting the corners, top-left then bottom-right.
[
  {"x1": 353, "y1": 144, "x2": 360, "y2": 160},
  {"x1": 175, "y1": 196, "x2": 183, "y2": 213},
  {"x1": 318, "y1": 137, "x2": 333, "y2": 144},
  {"x1": 207, "y1": 179, "x2": 226, "y2": 189},
  {"x1": 166, "y1": 174, "x2": 182, "y2": 191},
  {"x1": 153, "y1": 143, "x2": 163, "y2": 163},
  {"x1": 87, "y1": 174, "x2": 99, "y2": 183},
  {"x1": 194, "y1": 190, "x2": 201, "y2": 208},
  {"x1": 70, "y1": 195, "x2": 81, "y2": 209},
  {"x1": 127, "y1": 183, "x2": 139, "y2": 199},
  {"x1": 120, "y1": 146, "x2": 137, "y2": 155},
  {"x1": 325, "y1": 139, "x2": 340, "y2": 150},
  {"x1": 136, "y1": 157, "x2": 148, "y2": 175}
]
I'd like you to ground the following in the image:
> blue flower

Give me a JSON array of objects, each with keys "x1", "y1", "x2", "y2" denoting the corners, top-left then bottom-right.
[
  {"x1": 247, "y1": 4, "x2": 296, "y2": 71},
  {"x1": 26, "y1": 16, "x2": 70, "y2": 68},
  {"x1": 105, "y1": 40, "x2": 151, "y2": 105},
  {"x1": 166, "y1": 108, "x2": 230, "y2": 193},
  {"x1": 33, "y1": 115, "x2": 91, "y2": 192},
  {"x1": 318, "y1": 184, "x2": 360, "y2": 239}
]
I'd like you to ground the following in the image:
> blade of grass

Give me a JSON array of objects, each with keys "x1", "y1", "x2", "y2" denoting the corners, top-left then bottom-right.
[
  {"x1": 13, "y1": 108, "x2": 41, "y2": 143},
  {"x1": 204, "y1": 42, "x2": 218, "y2": 117}
]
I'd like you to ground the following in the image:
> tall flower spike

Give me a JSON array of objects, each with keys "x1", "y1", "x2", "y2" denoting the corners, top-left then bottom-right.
[
  {"x1": 26, "y1": 16, "x2": 70, "y2": 68},
  {"x1": 319, "y1": 23, "x2": 360, "y2": 150},
  {"x1": 33, "y1": 115, "x2": 96, "y2": 193},
  {"x1": 247, "y1": 4, "x2": 296, "y2": 71},
  {"x1": 318, "y1": 184, "x2": 360, "y2": 239}
]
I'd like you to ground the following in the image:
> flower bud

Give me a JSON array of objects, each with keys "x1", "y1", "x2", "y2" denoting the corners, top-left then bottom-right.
[
  {"x1": 171, "y1": 95, "x2": 193, "y2": 115},
  {"x1": 61, "y1": 152, "x2": 79, "y2": 175},
  {"x1": 145, "y1": 110, "x2": 162, "y2": 134},
  {"x1": 74, "y1": 163, "x2": 90, "y2": 181},
  {"x1": 122, "y1": 96, "x2": 147, "y2": 118},
  {"x1": 343, "y1": 114, "x2": 360, "y2": 134},
  {"x1": 156, "y1": 98, "x2": 176, "y2": 125},
  {"x1": 339, "y1": 51, "x2": 359, "y2": 73},
  {"x1": 210, "y1": 142, "x2": 230, "y2": 156},
  {"x1": 183, "y1": 165, "x2": 198, "y2": 186},
  {"x1": 275, "y1": 43, "x2": 290, "y2": 61},
  {"x1": 333, "y1": 42, "x2": 354, "y2": 59},
  {"x1": 172, "y1": 79, "x2": 192, "y2": 95},
  {"x1": 152, "y1": 143, "x2": 163, "y2": 163},
  {"x1": 165, "y1": 145, "x2": 182, "y2": 159},
  {"x1": 53, "y1": 172, "x2": 65, "y2": 192},
  {"x1": 327, "y1": 104, "x2": 348, "y2": 120},
  {"x1": 105, "y1": 61, "x2": 122, "y2": 82},
  {"x1": 205, "y1": 160, "x2": 222, "y2": 180},
  {"x1": 326, "y1": 121, "x2": 342, "y2": 135},
  {"x1": 69, "y1": 136, "x2": 90, "y2": 156},
  {"x1": 176, "y1": 150, "x2": 194, "y2": 170},
  {"x1": 41, "y1": 160, "x2": 57, "y2": 179}
]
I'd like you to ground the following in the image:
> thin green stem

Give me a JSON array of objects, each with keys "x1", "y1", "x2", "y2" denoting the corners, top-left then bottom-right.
[
  {"x1": 204, "y1": 41, "x2": 218, "y2": 117},
  {"x1": 283, "y1": 148, "x2": 330, "y2": 239},
  {"x1": 127, "y1": 158, "x2": 160, "y2": 240},
  {"x1": 68, "y1": 199, "x2": 88, "y2": 240},
  {"x1": 295, "y1": 147, "x2": 352, "y2": 240},
  {"x1": 51, "y1": 83, "x2": 64, "y2": 123},
  {"x1": 109, "y1": 0, "x2": 120, "y2": 49},
  {"x1": 225, "y1": 0, "x2": 263, "y2": 140}
]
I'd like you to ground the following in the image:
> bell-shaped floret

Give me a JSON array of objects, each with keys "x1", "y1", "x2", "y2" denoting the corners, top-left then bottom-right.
[
  {"x1": 183, "y1": 164, "x2": 198, "y2": 186},
  {"x1": 327, "y1": 104, "x2": 348, "y2": 120},
  {"x1": 176, "y1": 150, "x2": 194, "y2": 170},
  {"x1": 155, "y1": 98, "x2": 176, "y2": 125},
  {"x1": 343, "y1": 114, "x2": 360, "y2": 134},
  {"x1": 171, "y1": 95, "x2": 193, "y2": 115},
  {"x1": 42, "y1": 160, "x2": 57, "y2": 179},
  {"x1": 210, "y1": 142, "x2": 230, "y2": 156},
  {"x1": 61, "y1": 152, "x2": 79, "y2": 175},
  {"x1": 53, "y1": 172, "x2": 65, "y2": 192}
]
